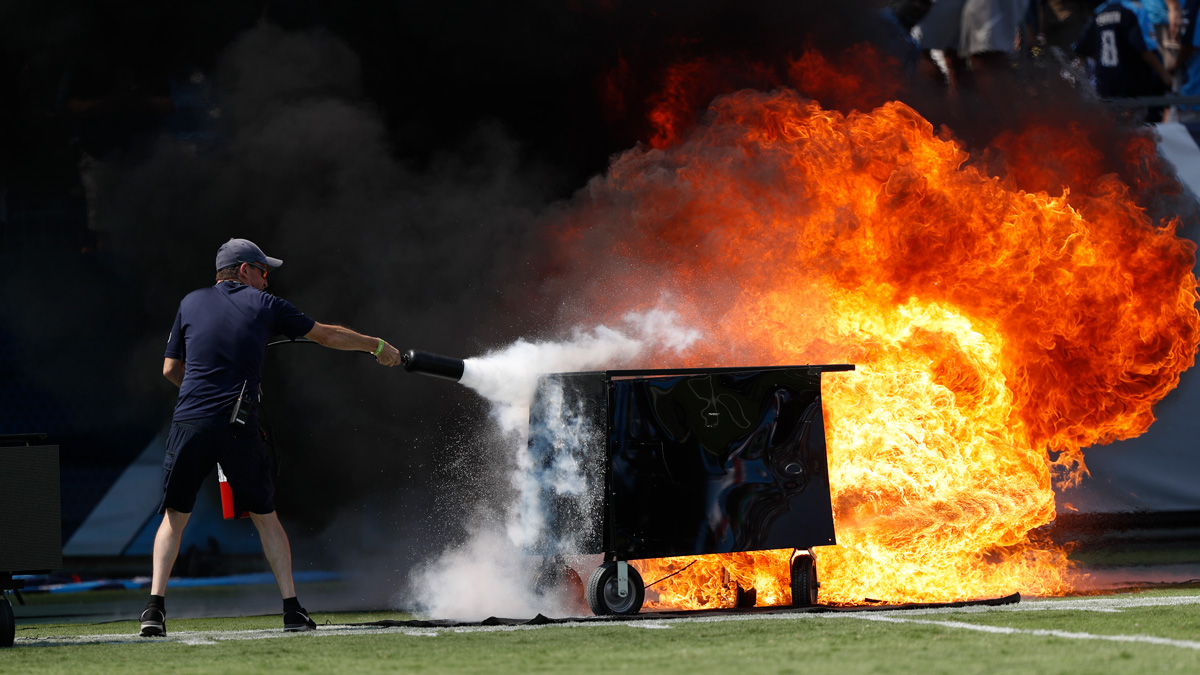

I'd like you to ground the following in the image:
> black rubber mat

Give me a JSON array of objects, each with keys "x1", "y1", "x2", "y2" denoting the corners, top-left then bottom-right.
[{"x1": 346, "y1": 592, "x2": 1021, "y2": 628}]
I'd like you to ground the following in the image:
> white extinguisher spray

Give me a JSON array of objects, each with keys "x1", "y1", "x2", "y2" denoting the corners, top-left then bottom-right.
[{"x1": 217, "y1": 463, "x2": 249, "y2": 519}]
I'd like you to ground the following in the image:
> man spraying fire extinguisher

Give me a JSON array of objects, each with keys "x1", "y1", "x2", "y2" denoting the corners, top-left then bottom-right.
[{"x1": 141, "y1": 238, "x2": 403, "y2": 637}]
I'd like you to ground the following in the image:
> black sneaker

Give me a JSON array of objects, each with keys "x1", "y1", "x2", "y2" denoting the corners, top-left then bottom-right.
[
  {"x1": 283, "y1": 607, "x2": 316, "y2": 632},
  {"x1": 139, "y1": 607, "x2": 166, "y2": 637}
]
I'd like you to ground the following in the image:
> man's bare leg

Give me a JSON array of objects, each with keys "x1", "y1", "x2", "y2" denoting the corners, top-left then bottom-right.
[
  {"x1": 250, "y1": 511, "x2": 315, "y2": 630},
  {"x1": 151, "y1": 508, "x2": 191, "y2": 596},
  {"x1": 141, "y1": 508, "x2": 190, "y2": 636},
  {"x1": 249, "y1": 511, "x2": 296, "y2": 598}
]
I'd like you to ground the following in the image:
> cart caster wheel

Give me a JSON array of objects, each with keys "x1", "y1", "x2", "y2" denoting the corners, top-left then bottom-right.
[
  {"x1": 790, "y1": 552, "x2": 819, "y2": 607},
  {"x1": 1, "y1": 593, "x2": 14, "y2": 648},
  {"x1": 586, "y1": 562, "x2": 645, "y2": 615}
]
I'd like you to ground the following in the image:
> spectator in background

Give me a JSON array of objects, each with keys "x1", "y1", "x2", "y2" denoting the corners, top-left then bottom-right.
[
  {"x1": 1074, "y1": 0, "x2": 1172, "y2": 121},
  {"x1": 1173, "y1": 0, "x2": 1200, "y2": 121},
  {"x1": 1133, "y1": 0, "x2": 1178, "y2": 120},
  {"x1": 915, "y1": 0, "x2": 1033, "y2": 91},
  {"x1": 1143, "y1": 0, "x2": 1183, "y2": 71},
  {"x1": 1023, "y1": 0, "x2": 1097, "y2": 53},
  {"x1": 880, "y1": 0, "x2": 935, "y2": 71}
]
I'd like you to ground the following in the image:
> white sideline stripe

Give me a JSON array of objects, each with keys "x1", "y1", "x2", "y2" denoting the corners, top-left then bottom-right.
[
  {"x1": 15, "y1": 625, "x2": 444, "y2": 647},
  {"x1": 14, "y1": 593, "x2": 1200, "y2": 647},
  {"x1": 847, "y1": 614, "x2": 1200, "y2": 651}
]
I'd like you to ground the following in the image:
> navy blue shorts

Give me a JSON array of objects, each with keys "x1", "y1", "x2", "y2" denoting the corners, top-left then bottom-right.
[{"x1": 159, "y1": 414, "x2": 275, "y2": 515}]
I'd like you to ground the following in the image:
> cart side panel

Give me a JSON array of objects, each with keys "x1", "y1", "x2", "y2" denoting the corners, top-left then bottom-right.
[
  {"x1": 525, "y1": 372, "x2": 608, "y2": 555},
  {"x1": 609, "y1": 369, "x2": 836, "y2": 560}
]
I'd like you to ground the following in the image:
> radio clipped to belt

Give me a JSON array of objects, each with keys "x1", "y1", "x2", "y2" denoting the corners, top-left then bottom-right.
[{"x1": 229, "y1": 380, "x2": 253, "y2": 428}]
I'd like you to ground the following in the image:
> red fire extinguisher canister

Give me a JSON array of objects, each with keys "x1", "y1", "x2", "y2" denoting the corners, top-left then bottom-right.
[{"x1": 217, "y1": 463, "x2": 250, "y2": 519}]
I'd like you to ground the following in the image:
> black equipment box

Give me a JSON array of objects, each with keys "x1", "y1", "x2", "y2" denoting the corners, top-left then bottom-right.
[
  {"x1": 1, "y1": 435, "x2": 61, "y2": 648},
  {"x1": 0, "y1": 437, "x2": 61, "y2": 574}
]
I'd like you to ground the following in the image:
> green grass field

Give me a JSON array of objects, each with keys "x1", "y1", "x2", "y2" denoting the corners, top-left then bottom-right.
[{"x1": 6, "y1": 588, "x2": 1200, "y2": 674}]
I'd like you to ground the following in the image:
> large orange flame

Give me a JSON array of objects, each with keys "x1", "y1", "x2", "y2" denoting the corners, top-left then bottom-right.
[{"x1": 558, "y1": 88, "x2": 1200, "y2": 607}]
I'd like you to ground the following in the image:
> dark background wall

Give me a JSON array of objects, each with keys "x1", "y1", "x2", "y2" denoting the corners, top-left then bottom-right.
[{"x1": 3, "y1": 0, "x2": 1197, "y2": 590}]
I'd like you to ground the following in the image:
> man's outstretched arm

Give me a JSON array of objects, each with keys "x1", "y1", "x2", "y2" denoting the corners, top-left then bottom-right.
[{"x1": 305, "y1": 322, "x2": 402, "y2": 366}]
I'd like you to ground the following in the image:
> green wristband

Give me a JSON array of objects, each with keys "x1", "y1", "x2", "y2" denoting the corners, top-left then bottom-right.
[{"x1": 372, "y1": 338, "x2": 385, "y2": 358}]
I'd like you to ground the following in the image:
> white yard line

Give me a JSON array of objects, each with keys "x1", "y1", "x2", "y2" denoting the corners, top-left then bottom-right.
[
  {"x1": 882, "y1": 593, "x2": 1200, "y2": 615},
  {"x1": 845, "y1": 614, "x2": 1200, "y2": 651}
]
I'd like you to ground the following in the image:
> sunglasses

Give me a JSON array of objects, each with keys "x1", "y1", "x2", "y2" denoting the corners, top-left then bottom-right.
[{"x1": 246, "y1": 262, "x2": 269, "y2": 277}]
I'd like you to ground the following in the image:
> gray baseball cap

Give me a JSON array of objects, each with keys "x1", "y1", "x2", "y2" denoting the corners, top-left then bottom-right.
[{"x1": 215, "y1": 238, "x2": 283, "y2": 271}]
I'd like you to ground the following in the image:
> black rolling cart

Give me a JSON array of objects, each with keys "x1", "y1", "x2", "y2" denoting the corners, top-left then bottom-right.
[{"x1": 525, "y1": 364, "x2": 851, "y2": 615}]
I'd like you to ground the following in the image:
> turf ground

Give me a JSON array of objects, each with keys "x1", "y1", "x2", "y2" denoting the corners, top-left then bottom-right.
[{"x1": 6, "y1": 587, "x2": 1200, "y2": 674}]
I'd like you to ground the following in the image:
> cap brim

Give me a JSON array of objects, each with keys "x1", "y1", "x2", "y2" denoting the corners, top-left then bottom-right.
[{"x1": 264, "y1": 256, "x2": 283, "y2": 268}]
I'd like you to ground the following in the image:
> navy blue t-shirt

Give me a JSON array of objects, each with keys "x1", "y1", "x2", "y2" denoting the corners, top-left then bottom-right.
[{"x1": 165, "y1": 281, "x2": 315, "y2": 422}]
